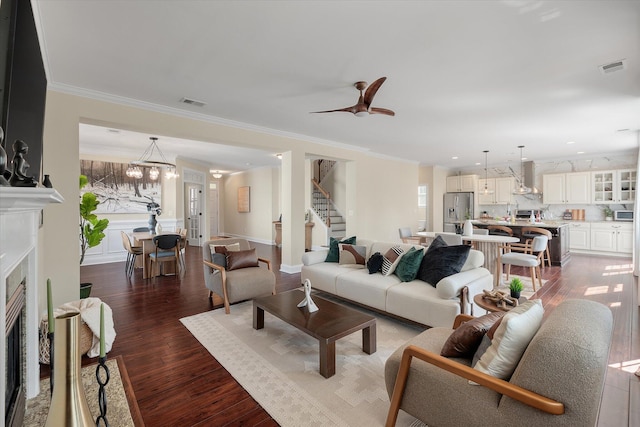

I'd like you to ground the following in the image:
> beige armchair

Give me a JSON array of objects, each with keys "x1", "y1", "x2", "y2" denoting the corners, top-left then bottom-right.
[
  {"x1": 202, "y1": 238, "x2": 276, "y2": 314},
  {"x1": 384, "y1": 299, "x2": 612, "y2": 426}
]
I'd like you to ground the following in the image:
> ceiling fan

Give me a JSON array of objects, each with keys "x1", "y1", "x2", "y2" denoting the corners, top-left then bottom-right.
[{"x1": 311, "y1": 77, "x2": 395, "y2": 117}]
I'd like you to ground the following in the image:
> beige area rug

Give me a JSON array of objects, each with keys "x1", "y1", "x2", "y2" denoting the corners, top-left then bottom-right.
[
  {"x1": 497, "y1": 274, "x2": 547, "y2": 299},
  {"x1": 24, "y1": 356, "x2": 143, "y2": 426},
  {"x1": 181, "y1": 300, "x2": 428, "y2": 427}
]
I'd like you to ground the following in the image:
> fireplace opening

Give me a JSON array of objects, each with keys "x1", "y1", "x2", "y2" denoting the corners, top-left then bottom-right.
[{"x1": 5, "y1": 280, "x2": 25, "y2": 427}]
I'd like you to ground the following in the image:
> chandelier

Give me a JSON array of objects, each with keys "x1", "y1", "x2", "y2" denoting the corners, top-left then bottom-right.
[
  {"x1": 210, "y1": 170, "x2": 223, "y2": 179},
  {"x1": 126, "y1": 137, "x2": 178, "y2": 180},
  {"x1": 513, "y1": 145, "x2": 532, "y2": 195},
  {"x1": 480, "y1": 150, "x2": 494, "y2": 195}
]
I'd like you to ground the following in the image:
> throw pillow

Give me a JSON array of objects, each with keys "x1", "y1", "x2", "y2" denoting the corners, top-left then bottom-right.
[
  {"x1": 211, "y1": 253, "x2": 227, "y2": 268},
  {"x1": 394, "y1": 247, "x2": 425, "y2": 282},
  {"x1": 473, "y1": 299, "x2": 544, "y2": 380},
  {"x1": 416, "y1": 244, "x2": 470, "y2": 286},
  {"x1": 208, "y1": 242, "x2": 241, "y2": 269},
  {"x1": 367, "y1": 252, "x2": 384, "y2": 274},
  {"x1": 440, "y1": 311, "x2": 505, "y2": 357},
  {"x1": 325, "y1": 236, "x2": 356, "y2": 263},
  {"x1": 338, "y1": 244, "x2": 367, "y2": 266},
  {"x1": 226, "y1": 248, "x2": 259, "y2": 271},
  {"x1": 381, "y1": 246, "x2": 405, "y2": 276}
]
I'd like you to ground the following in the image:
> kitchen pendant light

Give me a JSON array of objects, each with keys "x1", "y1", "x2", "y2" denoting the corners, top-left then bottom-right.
[
  {"x1": 481, "y1": 150, "x2": 494, "y2": 195},
  {"x1": 513, "y1": 145, "x2": 532, "y2": 195},
  {"x1": 126, "y1": 137, "x2": 178, "y2": 180}
]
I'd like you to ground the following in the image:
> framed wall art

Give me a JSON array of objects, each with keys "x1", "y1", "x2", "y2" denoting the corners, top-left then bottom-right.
[{"x1": 238, "y1": 186, "x2": 250, "y2": 213}]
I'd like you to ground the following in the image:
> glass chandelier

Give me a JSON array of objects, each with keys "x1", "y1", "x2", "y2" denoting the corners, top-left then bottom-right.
[{"x1": 126, "y1": 137, "x2": 178, "y2": 180}]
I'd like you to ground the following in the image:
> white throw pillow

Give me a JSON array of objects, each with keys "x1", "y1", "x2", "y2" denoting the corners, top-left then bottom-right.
[
  {"x1": 381, "y1": 246, "x2": 405, "y2": 276},
  {"x1": 473, "y1": 299, "x2": 544, "y2": 380}
]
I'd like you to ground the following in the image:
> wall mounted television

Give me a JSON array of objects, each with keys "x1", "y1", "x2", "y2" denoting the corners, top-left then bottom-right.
[{"x1": 0, "y1": 0, "x2": 47, "y2": 182}]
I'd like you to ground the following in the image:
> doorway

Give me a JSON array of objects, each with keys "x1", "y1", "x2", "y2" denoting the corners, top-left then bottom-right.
[{"x1": 184, "y1": 183, "x2": 203, "y2": 246}]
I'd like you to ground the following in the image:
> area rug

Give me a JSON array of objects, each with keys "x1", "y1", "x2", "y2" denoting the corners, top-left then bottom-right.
[
  {"x1": 497, "y1": 274, "x2": 547, "y2": 298},
  {"x1": 23, "y1": 356, "x2": 143, "y2": 426},
  {"x1": 180, "y1": 300, "x2": 427, "y2": 427}
]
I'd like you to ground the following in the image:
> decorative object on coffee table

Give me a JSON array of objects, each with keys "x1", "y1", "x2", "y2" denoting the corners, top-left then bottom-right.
[
  {"x1": 297, "y1": 279, "x2": 318, "y2": 312},
  {"x1": 474, "y1": 289, "x2": 520, "y2": 312},
  {"x1": 509, "y1": 277, "x2": 524, "y2": 299}
]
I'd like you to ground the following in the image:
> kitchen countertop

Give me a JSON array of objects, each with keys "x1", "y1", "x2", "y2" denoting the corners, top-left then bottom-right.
[{"x1": 471, "y1": 219, "x2": 569, "y2": 228}]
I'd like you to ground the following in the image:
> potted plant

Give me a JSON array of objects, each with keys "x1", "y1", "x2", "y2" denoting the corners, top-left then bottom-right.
[
  {"x1": 603, "y1": 206, "x2": 613, "y2": 221},
  {"x1": 79, "y1": 175, "x2": 109, "y2": 297},
  {"x1": 509, "y1": 277, "x2": 524, "y2": 299}
]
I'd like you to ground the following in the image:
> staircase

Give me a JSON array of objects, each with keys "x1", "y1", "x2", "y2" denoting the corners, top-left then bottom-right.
[{"x1": 312, "y1": 188, "x2": 346, "y2": 239}]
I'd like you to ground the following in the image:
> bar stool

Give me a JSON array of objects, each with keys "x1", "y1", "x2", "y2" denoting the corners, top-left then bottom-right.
[
  {"x1": 521, "y1": 227, "x2": 552, "y2": 267},
  {"x1": 487, "y1": 225, "x2": 513, "y2": 236}
]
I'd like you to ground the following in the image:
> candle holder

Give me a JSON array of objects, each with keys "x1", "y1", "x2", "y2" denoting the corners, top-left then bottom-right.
[
  {"x1": 47, "y1": 332, "x2": 54, "y2": 396},
  {"x1": 96, "y1": 355, "x2": 110, "y2": 427}
]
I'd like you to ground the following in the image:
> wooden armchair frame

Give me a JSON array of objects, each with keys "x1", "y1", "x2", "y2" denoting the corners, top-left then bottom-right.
[
  {"x1": 385, "y1": 314, "x2": 564, "y2": 427},
  {"x1": 203, "y1": 257, "x2": 275, "y2": 314}
]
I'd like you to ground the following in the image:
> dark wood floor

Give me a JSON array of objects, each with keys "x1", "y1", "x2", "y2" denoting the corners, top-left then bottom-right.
[{"x1": 76, "y1": 242, "x2": 639, "y2": 426}]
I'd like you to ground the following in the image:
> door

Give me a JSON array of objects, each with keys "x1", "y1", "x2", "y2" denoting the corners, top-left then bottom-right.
[
  {"x1": 209, "y1": 182, "x2": 219, "y2": 237},
  {"x1": 185, "y1": 183, "x2": 203, "y2": 246}
]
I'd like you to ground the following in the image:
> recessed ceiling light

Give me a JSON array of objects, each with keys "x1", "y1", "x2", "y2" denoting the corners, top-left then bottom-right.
[
  {"x1": 521, "y1": 157, "x2": 527, "y2": 161},
  {"x1": 577, "y1": 151, "x2": 585, "y2": 154},
  {"x1": 107, "y1": 129, "x2": 120, "y2": 133},
  {"x1": 275, "y1": 153, "x2": 282, "y2": 160},
  {"x1": 566, "y1": 141, "x2": 575, "y2": 144},
  {"x1": 451, "y1": 156, "x2": 458, "y2": 160},
  {"x1": 475, "y1": 162, "x2": 481, "y2": 166}
]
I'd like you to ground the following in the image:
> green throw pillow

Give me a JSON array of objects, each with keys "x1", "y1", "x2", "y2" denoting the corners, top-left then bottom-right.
[
  {"x1": 394, "y1": 246, "x2": 425, "y2": 282},
  {"x1": 325, "y1": 236, "x2": 356, "y2": 263}
]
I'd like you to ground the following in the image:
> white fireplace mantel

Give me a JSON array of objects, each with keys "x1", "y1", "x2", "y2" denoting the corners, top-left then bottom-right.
[{"x1": 0, "y1": 186, "x2": 64, "y2": 421}]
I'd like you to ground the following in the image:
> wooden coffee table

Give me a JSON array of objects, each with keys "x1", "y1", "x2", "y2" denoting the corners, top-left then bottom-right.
[{"x1": 253, "y1": 289, "x2": 376, "y2": 378}]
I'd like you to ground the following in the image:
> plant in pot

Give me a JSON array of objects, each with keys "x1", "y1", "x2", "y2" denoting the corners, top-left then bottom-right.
[
  {"x1": 509, "y1": 277, "x2": 524, "y2": 299},
  {"x1": 79, "y1": 175, "x2": 109, "y2": 298},
  {"x1": 603, "y1": 206, "x2": 613, "y2": 221}
]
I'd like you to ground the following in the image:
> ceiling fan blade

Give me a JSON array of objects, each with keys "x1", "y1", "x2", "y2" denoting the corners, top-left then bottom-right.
[
  {"x1": 363, "y1": 77, "x2": 387, "y2": 106},
  {"x1": 369, "y1": 107, "x2": 395, "y2": 116},
  {"x1": 310, "y1": 106, "x2": 355, "y2": 114}
]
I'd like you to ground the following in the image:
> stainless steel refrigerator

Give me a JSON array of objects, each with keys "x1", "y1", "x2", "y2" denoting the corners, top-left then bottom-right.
[{"x1": 443, "y1": 192, "x2": 474, "y2": 233}]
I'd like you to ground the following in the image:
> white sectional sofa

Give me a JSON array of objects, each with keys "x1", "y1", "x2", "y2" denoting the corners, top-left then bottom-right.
[{"x1": 301, "y1": 240, "x2": 493, "y2": 328}]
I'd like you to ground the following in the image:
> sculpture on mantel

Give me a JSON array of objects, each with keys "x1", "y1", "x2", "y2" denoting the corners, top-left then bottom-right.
[
  {"x1": 9, "y1": 139, "x2": 38, "y2": 187},
  {"x1": 0, "y1": 126, "x2": 10, "y2": 186}
]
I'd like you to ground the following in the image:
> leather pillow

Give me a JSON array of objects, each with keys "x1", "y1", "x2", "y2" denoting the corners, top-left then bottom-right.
[
  {"x1": 441, "y1": 311, "x2": 505, "y2": 357},
  {"x1": 226, "y1": 248, "x2": 259, "y2": 271}
]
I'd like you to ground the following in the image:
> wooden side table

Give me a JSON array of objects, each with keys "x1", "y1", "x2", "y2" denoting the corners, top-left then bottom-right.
[{"x1": 473, "y1": 293, "x2": 527, "y2": 313}]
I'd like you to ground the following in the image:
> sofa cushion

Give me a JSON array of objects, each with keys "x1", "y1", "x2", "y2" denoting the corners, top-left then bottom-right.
[
  {"x1": 325, "y1": 236, "x2": 357, "y2": 262},
  {"x1": 382, "y1": 246, "x2": 404, "y2": 276},
  {"x1": 473, "y1": 299, "x2": 544, "y2": 380},
  {"x1": 417, "y1": 244, "x2": 470, "y2": 286},
  {"x1": 367, "y1": 252, "x2": 384, "y2": 274},
  {"x1": 335, "y1": 269, "x2": 400, "y2": 311},
  {"x1": 394, "y1": 247, "x2": 425, "y2": 282},
  {"x1": 338, "y1": 243, "x2": 367, "y2": 266},
  {"x1": 226, "y1": 248, "x2": 259, "y2": 271},
  {"x1": 441, "y1": 312, "x2": 505, "y2": 357}
]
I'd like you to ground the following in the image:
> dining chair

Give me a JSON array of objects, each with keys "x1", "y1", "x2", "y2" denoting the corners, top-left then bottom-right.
[
  {"x1": 398, "y1": 227, "x2": 425, "y2": 245},
  {"x1": 133, "y1": 227, "x2": 149, "y2": 232},
  {"x1": 120, "y1": 231, "x2": 143, "y2": 277},
  {"x1": 520, "y1": 227, "x2": 552, "y2": 267},
  {"x1": 473, "y1": 228, "x2": 489, "y2": 235},
  {"x1": 498, "y1": 235, "x2": 548, "y2": 291},
  {"x1": 435, "y1": 232, "x2": 463, "y2": 246},
  {"x1": 149, "y1": 234, "x2": 181, "y2": 277},
  {"x1": 178, "y1": 228, "x2": 188, "y2": 270}
]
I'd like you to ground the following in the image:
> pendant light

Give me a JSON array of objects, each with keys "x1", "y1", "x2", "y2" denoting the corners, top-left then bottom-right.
[
  {"x1": 513, "y1": 145, "x2": 532, "y2": 194},
  {"x1": 481, "y1": 150, "x2": 494, "y2": 195},
  {"x1": 126, "y1": 137, "x2": 178, "y2": 180}
]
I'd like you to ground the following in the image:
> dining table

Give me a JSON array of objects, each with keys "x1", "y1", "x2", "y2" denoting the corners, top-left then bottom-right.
[
  {"x1": 416, "y1": 231, "x2": 519, "y2": 288},
  {"x1": 131, "y1": 231, "x2": 184, "y2": 279}
]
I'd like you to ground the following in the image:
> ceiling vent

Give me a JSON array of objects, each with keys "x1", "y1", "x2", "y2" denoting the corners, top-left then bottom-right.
[
  {"x1": 179, "y1": 97, "x2": 207, "y2": 107},
  {"x1": 599, "y1": 59, "x2": 626, "y2": 75}
]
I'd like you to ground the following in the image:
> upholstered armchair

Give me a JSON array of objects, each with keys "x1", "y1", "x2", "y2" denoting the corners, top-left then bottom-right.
[
  {"x1": 202, "y1": 238, "x2": 276, "y2": 314},
  {"x1": 384, "y1": 299, "x2": 613, "y2": 426}
]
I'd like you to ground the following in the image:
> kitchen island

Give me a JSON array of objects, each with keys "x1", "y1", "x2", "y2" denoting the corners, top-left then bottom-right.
[{"x1": 472, "y1": 220, "x2": 570, "y2": 266}]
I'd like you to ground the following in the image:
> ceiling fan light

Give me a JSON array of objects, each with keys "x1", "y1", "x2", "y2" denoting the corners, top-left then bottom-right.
[{"x1": 354, "y1": 111, "x2": 368, "y2": 117}]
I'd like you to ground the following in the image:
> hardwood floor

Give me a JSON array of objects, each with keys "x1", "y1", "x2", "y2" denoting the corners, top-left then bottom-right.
[{"x1": 77, "y1": 243, "x2": 639, "y2": 426}]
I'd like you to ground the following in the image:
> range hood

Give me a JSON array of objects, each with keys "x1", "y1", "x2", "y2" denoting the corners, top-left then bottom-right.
[{"x1": 523, "y1": 161, "x2": 542, "y2": 194}]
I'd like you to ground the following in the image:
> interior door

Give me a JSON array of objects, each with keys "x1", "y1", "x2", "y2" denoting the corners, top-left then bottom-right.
[{"x1": 185, "y1": 183, "x2": 203, "y2": 246}]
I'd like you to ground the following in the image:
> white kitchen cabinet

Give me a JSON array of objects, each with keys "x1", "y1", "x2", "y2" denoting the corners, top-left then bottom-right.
[
  {"x1": 569, "y1": 222, "x2": 590, "y2": 250},
  {"x1": 447, "y1": 174, "x2": 477, "y2": 192},
  {"x1": 592, "y1": 169, "x2": 636, "y2": 204},
  {"x1": 543, "y1": 172, "x2": 591, "y2": 204},
  {"x1": 478, "y1": 177, "x2": 514, "y2": 204},
  {"x1": 590, "y1": 222, "x2": 633, "y2": 253}
]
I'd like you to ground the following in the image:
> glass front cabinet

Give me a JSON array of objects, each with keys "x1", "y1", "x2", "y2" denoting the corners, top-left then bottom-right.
[{"x1": 592, "y1": 169, "x2": 636, "y2": 204}]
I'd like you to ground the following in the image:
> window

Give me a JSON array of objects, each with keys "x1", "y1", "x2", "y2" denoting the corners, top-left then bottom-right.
[{"x1": 418, "y1": 185, "x2": 427, "y2": 207}]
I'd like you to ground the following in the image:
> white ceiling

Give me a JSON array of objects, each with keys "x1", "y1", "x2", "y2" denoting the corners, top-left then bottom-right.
[{"x1": 33, "y1": 0, "x2": 640, "y2": 173}]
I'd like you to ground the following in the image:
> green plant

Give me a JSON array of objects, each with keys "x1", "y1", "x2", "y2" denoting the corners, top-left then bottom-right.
[
  {"x1": 509, "y1": 277, "x2": 524, "y2": 293},
  {"x1": 603, "y1": 206, "x2": 613, "y2": 218},
  {"x1": 79, "y1": 175, "x2": 109, "y2": 265}
]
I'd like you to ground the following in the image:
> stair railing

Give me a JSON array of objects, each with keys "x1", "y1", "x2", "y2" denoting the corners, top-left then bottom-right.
[{"x1": 311, "y1": 178, "x2": 331, "y2": 227}]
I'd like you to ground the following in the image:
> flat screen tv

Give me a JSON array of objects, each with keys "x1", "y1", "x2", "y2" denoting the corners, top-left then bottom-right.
[{"x1": 0, "y1": 0, "x2": 47, "y2": 183}]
